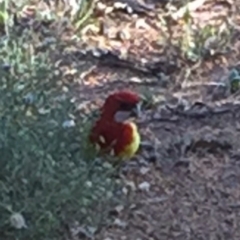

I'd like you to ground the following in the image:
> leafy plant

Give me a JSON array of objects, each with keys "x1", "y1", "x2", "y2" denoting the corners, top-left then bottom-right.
[
  {"x1": 179, "y1": 7, "x2": 231, "y2": 61},
  {"x1": 0, "y1": 30, "x2": 121, "y2": 240},
  {"x1": 72, "y1": 0, "x2": 96, "y2": 32},
  {"x1": 229, "y1": 68, "x2": 240, "y2": 93}
]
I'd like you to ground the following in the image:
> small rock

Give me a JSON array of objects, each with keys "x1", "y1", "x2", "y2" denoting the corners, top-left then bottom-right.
[
  {"x1": 113, "y1": 218, "x2": 127, "y2": 228},
  {"x1": 62, "y1": 119, "x2": 75, "y2": 128},
  {"x1": 102, "y1": 162, "x2": 112, "y2": 169},
  {"x1": 87, "y1": 226, "x2": 97, "y2": 235},
  {"x1": 130, "y1": 203, "x2": 137, "y2": 209},
  {"x1": 135, "y1": 18, "x2": 150, "y2": 29},
  {"x1": 113, "y1": 2, "x2": 127, "y2": 9},
  {"x1": 122, "y1": 187, "x2": 128, "y2": 195},
  {"x1": 85, "y1": 181, "x2": 92, "y2": 187},
  {"x1": 62, "y1": 86, "x2": 69, "y2": 92},
  {"x1": 129, "y1": 77, "x2": 141, "y2": 83},
  {"x1": 92, "y1": 48, "x2": 103, "y2": 57},
  {"x1": 138, "y1": 158, "x2": 149, "y2": 166},
  {"x1": 16, "y1": 84, "x2": 25, "y2": 91},
  {"x1": 125, "y1": 180, "x2": 136, "y2": 191},
  {"x1": 138, "y1": 181, "x2": 150, "y2": 191},
  {"x1": 119, "y1": 48, "x2": 128, "y2": 59},
  {"x1": 109, "y1": 205, "x2": 124, "y2": 216},
  {"x1": 23, "y1": 92, "x2": 35, "y2": 104},
  {"x1": 10, "y1": 213, "x2": 27, "y2": 229},
  {"x1": 140, "y1": 167, "x2": 150, "y2": 175},
  {"x1": 115, "y1": 205, "x2": 124, "y2": 213},
  {"x1": 105, "y1": 6, "x2": 114, "y2": 14},
  {"x1": 97, "y1": 2, "x2": 107, "y2": 11},
  {"x1": 126, "y1": 6, "x2": 133, "y2": 14}
]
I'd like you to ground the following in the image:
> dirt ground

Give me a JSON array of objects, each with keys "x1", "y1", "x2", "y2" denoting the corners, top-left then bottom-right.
[
  {"x1": 73, "y1": 1, "x2": 240, "y2": 239},
  {"x1": 20, "y1": 0, "x2": 240, "y2": 239}
]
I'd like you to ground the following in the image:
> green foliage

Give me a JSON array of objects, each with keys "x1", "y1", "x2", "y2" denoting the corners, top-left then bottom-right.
[
  {"x1": 0, "y1": 0, "x2": 9, "y2": 35},
  {"x1": 179, "y1": 10, "x2": 231, "y2": 61},
  {"x1": 0, "y1": 31, "x2": 121, "y2": 240},
  {"x1": 0, "y1": 0, "x2": 7, "y2": 25},
  {"x1": 72, "y1": 0, "x2": 96, "y2": 32},
  {"x1": 229, "y1": 68, "x2": 240, "y2": 93},
  {"x1": 139, "y1": 89, "x2": 157, "y2": 110}
]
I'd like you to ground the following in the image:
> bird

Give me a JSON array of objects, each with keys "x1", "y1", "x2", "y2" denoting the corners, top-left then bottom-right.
[{"x1": 89, "y1": 90, "x2": 141, "y2": 159}]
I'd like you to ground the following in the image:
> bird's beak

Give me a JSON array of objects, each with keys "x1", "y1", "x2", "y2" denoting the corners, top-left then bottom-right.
[{"x1": 131, "y1": 102, "x2": 142, "y2": 118}]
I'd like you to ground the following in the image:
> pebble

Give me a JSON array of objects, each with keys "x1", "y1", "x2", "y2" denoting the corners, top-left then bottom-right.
[{"x1": 138, "y1": 181, "x2": 150, "y2": 191}]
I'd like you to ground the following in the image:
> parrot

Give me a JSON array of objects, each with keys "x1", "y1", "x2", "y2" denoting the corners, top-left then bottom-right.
[{"x1": 89, "y1": 90, "x2": 141, "y2": 159}]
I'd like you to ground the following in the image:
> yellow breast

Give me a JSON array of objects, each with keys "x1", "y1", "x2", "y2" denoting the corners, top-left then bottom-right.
[{"x1": 118, "y1": 122, "x2": 140, "y2": 159}]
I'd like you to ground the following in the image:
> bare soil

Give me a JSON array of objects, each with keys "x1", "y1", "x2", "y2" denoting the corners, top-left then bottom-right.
[
  {"x1": 77, "y1": 1, "x2": 240, "y2": 239},
  {"x1": 20, "y1": 0, "x2": 240, "y2": 239}
]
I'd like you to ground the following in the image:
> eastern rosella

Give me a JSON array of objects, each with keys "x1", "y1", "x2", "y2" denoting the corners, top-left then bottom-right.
[{"x1": 90, "y1": 90, "x2": 141, "y2": 159}]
